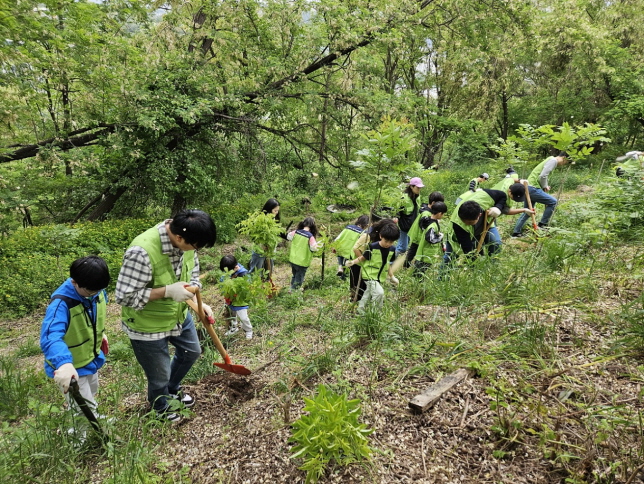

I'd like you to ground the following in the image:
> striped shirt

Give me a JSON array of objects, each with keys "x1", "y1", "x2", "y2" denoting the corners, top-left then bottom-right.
[{"x1": 116, "y1": 221, "x2": 201, "y2": 341}]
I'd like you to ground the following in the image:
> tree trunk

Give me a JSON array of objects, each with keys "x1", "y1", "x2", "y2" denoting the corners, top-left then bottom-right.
[
  {"x1": 86, "y1": 186, "x2": 128, "y2": 221},
  {"x1": 499, "y1": 90, "x2": 509, "y2": 141},
  {"x1": 171, "y1": 172, "x2": 188, "y2": 216}
]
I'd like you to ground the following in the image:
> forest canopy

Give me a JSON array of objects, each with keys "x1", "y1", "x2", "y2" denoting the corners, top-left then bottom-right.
[{"x1": 1, "y1": 0, "x2": 643, "y2": 230}]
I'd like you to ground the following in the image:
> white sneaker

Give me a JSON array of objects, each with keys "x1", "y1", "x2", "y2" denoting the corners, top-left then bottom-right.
[
  {"x1": 224, "y1": 326, "x2": 239, "y2": 336},
  {"x1": 245, "y1": 331, "x2": 253, "y2": 340}
]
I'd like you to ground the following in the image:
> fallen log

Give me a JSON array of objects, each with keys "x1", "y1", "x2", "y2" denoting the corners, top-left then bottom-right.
[{"x1": 408, "y1": 368, "x2": 472, "y2": 413}]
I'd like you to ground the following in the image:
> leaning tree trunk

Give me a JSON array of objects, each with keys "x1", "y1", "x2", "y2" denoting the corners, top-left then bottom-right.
[{"x1": 86, "y1": 186, "x2": 128, "y2": 221}]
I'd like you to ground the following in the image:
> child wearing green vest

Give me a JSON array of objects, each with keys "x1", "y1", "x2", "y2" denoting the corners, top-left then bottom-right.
[
  {"x1": 219, "y1": 255, "x2": 254, "y2": 340},
  {"x1": 287, "y1": 217, "x2": 321, "y2": 291},
  {"x1": 413, "y1": 201, "x2": 448, "y2": 276},
  {"x1": 40, "y1": 256, "x2": 111, "y2": 425},
  {"x1": 405, "y1": 191, "x2": 444, "y2": 267},
  {"x1": 333, "y1": 214, "x2": 369, "y2": 280},
  {"x1": 346, "y1": 222, "x2": 400, "y2": 314}
]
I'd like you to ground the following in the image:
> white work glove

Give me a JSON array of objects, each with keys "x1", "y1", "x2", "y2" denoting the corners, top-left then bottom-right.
[
  {"x1": 487, "y1": 207, "x2": 501, "y2": 219},
  {"x1": 202, "y1": 303, "x2": 213, "y2": 318},
  {"x1": 387, "y1": 275, "x2": 399, "y2": 286},
  {"x1": 164, "y1": 282, "x2": 193, "y2": 302},
  {"x1": 54, "y1": 363, "x2": 78, "y2": 394},
  {"x1": 345, "y1": 260, "x2": 355, "y2": 267}
]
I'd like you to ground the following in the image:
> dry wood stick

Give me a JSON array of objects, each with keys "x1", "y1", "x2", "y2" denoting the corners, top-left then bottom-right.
[
  {"x1": 476, "y1": 217, "x2": 491, "y2": 254},
  {"x1": 523, "y1": 180, "x2": 538, "y2": 230}
]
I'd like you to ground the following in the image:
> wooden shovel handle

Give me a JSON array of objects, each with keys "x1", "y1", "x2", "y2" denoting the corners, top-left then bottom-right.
[
  {"x1": 184, "y1": 287, "x2": 231, "y2": 365},
  {"x1": 476, "y1": 217, "x2": 490, "y2": 254},
  {"x1": 523, "y1": 181, "x2": 538, "y2": 229}
]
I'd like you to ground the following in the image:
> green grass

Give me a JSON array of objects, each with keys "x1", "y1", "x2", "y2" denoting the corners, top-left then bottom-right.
[{"x1": 3, "y1": 164, "x2": 644, "y2": 482}]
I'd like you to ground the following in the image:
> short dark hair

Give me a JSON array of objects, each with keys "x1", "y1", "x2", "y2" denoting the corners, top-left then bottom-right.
[
  {"x1": 379, "y1": 222, "x2": 400, "y2": 241},
  {"x1": 557, "y1": 151, "x2": 569, "y2": 159},
  {"x1": 370, "y1": 219, "x2": 396, "y2": 242},
  {"x1": 355, "y1": 214, "x2": 370, "y2": 229},
  {"x1": 261, "y1": 198, "x2": 281, "y2": 222},
  {"x1": 220, "y1": 254, "x2": 237, "y2": 272},
  {"x1": 458, "y1": 201, "x2": 482, "y2": 222},
  {"x1": 430, "y1": 201, "x2": 448, "y2": 215},
  {"x1": 508, "y1": 183, "x2": 526, "y2": 202},
  {"x1": 505, "y1": 166, "x2": 516, "y2": 175},
  {"x1": 70, "y1": 256, "x2": 110, "y2": 291},
  {"x1": 297, "y1": 217, "x2": 318, "y2": 237},
  {"x1": 169, "y1": 210, "x2": 217, "y2": 249},
  {"x1": 428, "y1": 191, "x2": 444, "y2": 203}
]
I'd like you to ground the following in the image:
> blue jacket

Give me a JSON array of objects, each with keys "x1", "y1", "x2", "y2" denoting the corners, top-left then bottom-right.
[{"x1": 40, "y1": 278, "x2": 108, "y2": 378}]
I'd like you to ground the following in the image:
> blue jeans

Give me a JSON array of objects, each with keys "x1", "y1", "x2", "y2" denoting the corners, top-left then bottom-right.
[
  {"x1": 486, "y1": 226, "x2": 502, "y2": 255},
  {"x1": 248, "y1": 251, "x2": 274, "y2": 274},
  {"x1": 290, "y1": 263, "x2": 308, "y2": 290},
  {"x1": 129, "y1": 314, "x2": 201, "y2": 412},
  {"x1": 396, "y1": 231, "x2": 410, "y2": 254},
  {"x1": 513, "y1": 186, "x2": 557, "y2": 233}
]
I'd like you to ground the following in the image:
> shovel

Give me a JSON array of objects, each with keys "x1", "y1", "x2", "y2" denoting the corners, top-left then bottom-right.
[
  {"x1": 185, "y1": 287, "x2": 252, "y2": 375},
  {"x1": 522, "y1": 180, "x2": 539, "y2": 231},
  {"x1": 476, "y1": 216, "x2": 491, "y2": 254},
  {"x1": 69, "y1": 377, "x2": 107, "y2": 441}
]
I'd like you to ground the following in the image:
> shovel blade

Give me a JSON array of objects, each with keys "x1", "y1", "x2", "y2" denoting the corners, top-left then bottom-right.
[{"x1": 214, "y1": 362, "x2": 252, "y2": 375}]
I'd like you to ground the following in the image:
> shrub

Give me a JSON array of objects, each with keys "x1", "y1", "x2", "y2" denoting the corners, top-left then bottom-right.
[
  {"x1": 290, "y1": 385, "x2": 373, "y2": 483},
  {"x1": 0, "y1": 218, "x2": 154, "y2": 317}
]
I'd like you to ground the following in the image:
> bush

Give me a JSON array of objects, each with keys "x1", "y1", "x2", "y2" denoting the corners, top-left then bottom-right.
[{"x1": 0, "y1": 218, "x2": 154, "y2": 317}]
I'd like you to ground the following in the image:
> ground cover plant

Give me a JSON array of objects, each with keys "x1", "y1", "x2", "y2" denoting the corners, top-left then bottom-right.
[{"x1": 2, "y1": 160, "x2": 644, "y2": 483}]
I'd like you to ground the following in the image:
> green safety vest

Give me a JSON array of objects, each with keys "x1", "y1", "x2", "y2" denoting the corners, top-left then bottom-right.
[
  {"x1": 122, "y1": 226, "x2": 195, "y2": 333},
  {"x1": 447, "y1": 214, "x2": 476, "y2": 255},
  {"x1": 289, "y1": 229, "x2": 315, "y2": 267},
  {"x1": 361, "y1": 242, "x2": 395, "y2": 283},
  {"x1": 527, "y1": 158, "x2": 552, "y2": 188},
  {"x1": 407, "y1": 209, "x2": 431, "y2": 245},
  {"x1": 466, "y1": 190, "x2": 496, "y2": 212},
  {"x1": 456, "y1": 188, "x2": 479, "y2": 204},
  {"x1": 491, "y1": 174, "x2": 519, "y2": 191},
  {"x1": 47, "y1": 292, "x2": 107, "y2": 369},
  {"x1": 334, "y1": 225, "x2": 364, "y2": 259},
  {"x1": 414, "y1": 219, "x2": 443, "y2": 263}
]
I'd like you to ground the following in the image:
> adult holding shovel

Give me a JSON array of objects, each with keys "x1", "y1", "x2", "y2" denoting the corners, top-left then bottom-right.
[
  {"x1": 115, "y1": 210, "x2": 217, "y2": 423},
  {"x1": 512, "y1": 152, "x2": 570, "y2": 237}
]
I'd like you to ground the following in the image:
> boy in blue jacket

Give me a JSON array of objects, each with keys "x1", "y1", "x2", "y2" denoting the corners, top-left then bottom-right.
[{"x1": 40, "y1": 256, "x2": 111, "y2": 419}]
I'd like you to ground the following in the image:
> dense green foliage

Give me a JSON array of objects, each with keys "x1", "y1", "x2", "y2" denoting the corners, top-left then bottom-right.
[
  {"x1": 0, "y1": 218, "x2": 154, "y2": 315},
  {"x1": 218, "y1": 270, "x2": 272, "y2": 307},
  {"x1": 0, "y1": 0, "x2": 643, "y2": 231}
]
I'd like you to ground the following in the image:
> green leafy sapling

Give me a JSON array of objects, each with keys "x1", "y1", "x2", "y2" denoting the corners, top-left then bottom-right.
[
  {"x1": 348, "y1": 117, "x2": 427, "y2": 214},
  {"x1": 515, "y1": 122, "x2": 611, "y2": 162},
  {"x1": 218, "y1": 270, "x2": 272, "y2": 308},
  {"x1": 236, "y1": 211, "x2": 283, "y2": 258}
]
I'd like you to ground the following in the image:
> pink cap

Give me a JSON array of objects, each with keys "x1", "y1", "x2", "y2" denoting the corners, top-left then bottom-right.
[{"x1": 409, "y1": 177, "x2": 425, "y2": 188}]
